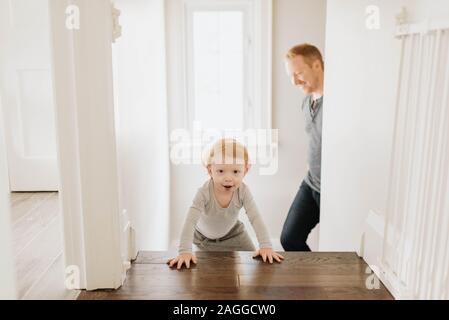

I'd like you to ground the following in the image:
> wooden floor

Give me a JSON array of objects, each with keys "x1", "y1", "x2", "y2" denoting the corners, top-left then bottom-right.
[
  {"x1": 10, "y1": 192, "x2": 79, "y2": 300},
  {"x1": 78, "y1": 251, "x2": 394, "y2": 300},
  {"x1": 10, "y1": 193, "x2": 393, "y2": 300}
]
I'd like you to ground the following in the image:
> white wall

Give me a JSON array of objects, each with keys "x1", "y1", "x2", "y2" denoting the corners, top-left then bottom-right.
[
  {"x1": 320, "y1": 0, "x2": 449, "y2": 251},
  {"x1": 113, "y1": 0, "x2": 170, "y2": 251},
  {"x1": 407, "y1": 0, "x2": 449, "y2": 22},
  {"x1": 167, "y1": 0, "x2": 327, "y2": 250},
  {"x1": 0, "y1": 95, "x2": 16, "y2": 299}
]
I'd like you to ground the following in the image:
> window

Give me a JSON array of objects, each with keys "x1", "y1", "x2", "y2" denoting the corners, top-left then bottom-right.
[
  {"x1": 191, "y1": 10, "x2": 245, "y2": 130},
  {"x1": 185, "y1": 0, "x2": 272, "y2": 131}
]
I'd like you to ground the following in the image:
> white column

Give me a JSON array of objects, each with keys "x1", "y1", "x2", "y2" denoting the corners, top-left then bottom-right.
[{"x1": 49, "y1": 0, "x2": 124, "y2": 290}]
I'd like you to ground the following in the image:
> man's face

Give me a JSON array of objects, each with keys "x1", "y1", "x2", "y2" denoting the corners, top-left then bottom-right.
[{"x1": 285, "y1": 55, "x2": 322, "y2": 94}]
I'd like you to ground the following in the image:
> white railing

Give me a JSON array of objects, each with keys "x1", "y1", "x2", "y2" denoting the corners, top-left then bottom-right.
[{"x1": 382, "y1": 17, "x2": 449, "y2": 299}]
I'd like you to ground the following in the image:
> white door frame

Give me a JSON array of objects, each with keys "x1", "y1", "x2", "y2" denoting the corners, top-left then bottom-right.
[
  {"x1": 0, "y1": 0, "x2": 59, "y2": 192},
  {"x1": 48, "y1": 0, "x2": 126, "y2": 290},
  {"x1": 0, "y1": 94, "x2": 17, "y2": 299}
]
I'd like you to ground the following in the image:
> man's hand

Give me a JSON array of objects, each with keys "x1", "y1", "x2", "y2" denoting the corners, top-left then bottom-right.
[
  {"x1": 253, "y1": 248, "x2": 285, "y2": 263},
  {"x1": 167, "y1": 253, "x2": 198, "y2": 270}
]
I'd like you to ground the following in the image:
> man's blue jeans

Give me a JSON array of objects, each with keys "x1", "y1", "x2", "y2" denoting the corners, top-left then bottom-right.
[{"x1": 280, "y1": 179, "x2": 320, "y2": 251}]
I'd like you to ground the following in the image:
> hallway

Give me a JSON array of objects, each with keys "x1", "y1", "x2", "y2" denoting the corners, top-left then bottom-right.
[{"x1": 10, "y1": 193, "x2": 79, "y2": 300}]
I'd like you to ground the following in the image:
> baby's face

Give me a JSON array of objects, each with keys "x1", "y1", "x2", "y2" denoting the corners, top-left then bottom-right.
[{"x1": 208, "y1": 159, "x2": 248, "y2": 193}]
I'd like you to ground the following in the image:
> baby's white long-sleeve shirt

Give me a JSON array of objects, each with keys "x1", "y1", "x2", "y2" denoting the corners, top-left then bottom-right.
[{"x1": 178, "y1": 179, "x2": 273, "y2": 253}]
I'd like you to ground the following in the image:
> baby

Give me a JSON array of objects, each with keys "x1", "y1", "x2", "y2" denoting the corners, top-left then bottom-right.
[{"x1": 168, "y1": 138, "x2": 284, "y2": 269}]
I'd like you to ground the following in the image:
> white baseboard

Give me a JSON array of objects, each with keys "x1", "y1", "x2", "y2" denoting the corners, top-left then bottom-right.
[{"x1": 360, "y1": 210, "x2": 413, "y2": 300}]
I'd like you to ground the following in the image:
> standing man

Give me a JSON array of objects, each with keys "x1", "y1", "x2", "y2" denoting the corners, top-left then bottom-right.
[{"x1": 281, "y1": 44, "x2": 324, "y2": 251}]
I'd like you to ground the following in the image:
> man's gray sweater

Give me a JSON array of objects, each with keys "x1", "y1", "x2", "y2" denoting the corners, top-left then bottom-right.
[{"x1": 301, "y1": 94, "x2": 323, "y2": 193}]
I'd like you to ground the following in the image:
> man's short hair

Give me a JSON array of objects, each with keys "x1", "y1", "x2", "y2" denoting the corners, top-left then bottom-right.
[{"x1": 286, "y1": 43, "x2": 324, "y2": 70}]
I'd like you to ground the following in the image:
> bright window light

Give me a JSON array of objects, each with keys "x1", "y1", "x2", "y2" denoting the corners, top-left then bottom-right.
[{"x1": 191, "y1": 10, "x2": 245, "y2": 131}]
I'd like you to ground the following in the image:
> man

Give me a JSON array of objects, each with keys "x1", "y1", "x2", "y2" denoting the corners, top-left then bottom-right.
[{"x1": 280, "y1": 44, "x2": 324, "y2": 251}]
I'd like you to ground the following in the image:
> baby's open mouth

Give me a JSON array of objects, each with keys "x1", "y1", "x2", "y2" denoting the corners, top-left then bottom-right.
[{"x1": 223, "y1": 185, "x2": 234, "y2": 189}]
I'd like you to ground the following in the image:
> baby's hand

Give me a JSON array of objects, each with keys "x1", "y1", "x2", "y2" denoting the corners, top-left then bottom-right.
[
  {"x1": 167, "y1": 253, "x2": 198, "y2": 269},
  {"x1": 253, "y1": 248, "x2": 285, "y2": 263}
]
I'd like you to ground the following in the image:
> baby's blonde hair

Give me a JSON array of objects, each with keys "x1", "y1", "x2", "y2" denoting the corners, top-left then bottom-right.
[{"x1": 204, "y1": 138, "x2": 249, "y2": 166}]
